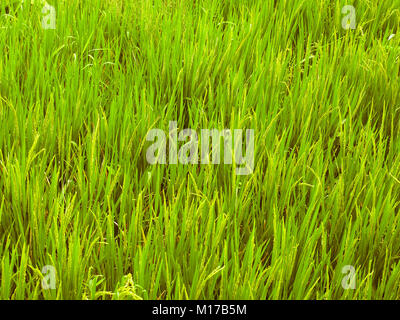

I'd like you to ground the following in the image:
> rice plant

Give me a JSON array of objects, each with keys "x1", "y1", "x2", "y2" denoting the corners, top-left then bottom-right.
[{"x1": 0, "y1": 0, "x2": 399, "y2": 300}]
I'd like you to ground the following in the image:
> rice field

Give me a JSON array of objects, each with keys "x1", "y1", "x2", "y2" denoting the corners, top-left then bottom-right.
[{"x1": 0, "y1": 0, "x2": 399, "y2": 300}]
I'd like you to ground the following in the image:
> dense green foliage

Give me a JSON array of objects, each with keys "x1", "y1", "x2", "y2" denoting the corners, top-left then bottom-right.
[{"x1": 0, "y1": 0, "x2": 399, "y2": 299}]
